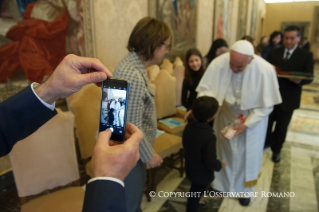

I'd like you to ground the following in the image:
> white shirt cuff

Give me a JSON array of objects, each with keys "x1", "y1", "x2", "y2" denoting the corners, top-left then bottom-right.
[
  {"x1": 88, "y1": 177, "x2": 124, "y2": 187},
  {"x1": 31, "y1": 83, "x2": 55, "y2": 111}
]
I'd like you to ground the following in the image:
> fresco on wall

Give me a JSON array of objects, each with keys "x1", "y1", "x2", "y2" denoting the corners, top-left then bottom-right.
[
  {"x1": 150, "y1": 0, "x2": 197, "y2": 61},
  {"x1": 0, "y1": 0, "x2": 86, "y2": 175},
  {"x1": 0, "y1": 0, "x2": 85, "y2": 84},
  {"x1": 237, "y1": 0, "x2": 249, "y2": 39},
  {"x1": 312, "y1": 6, "x2": 319, "y2": 60},
  {"x1": 250, "y1": 0, "x2": 259, "y2": 39},
  {"x1": 214, "y1": 0, "x2": 233, "y2": 45}
]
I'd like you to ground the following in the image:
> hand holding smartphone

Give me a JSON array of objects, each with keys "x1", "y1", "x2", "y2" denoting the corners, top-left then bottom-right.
[{"x1": 99, "y1": 78, "x2": 129, "y2": 143}]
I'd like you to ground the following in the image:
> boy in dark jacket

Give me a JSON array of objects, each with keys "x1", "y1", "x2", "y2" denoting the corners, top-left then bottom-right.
[
  {"x1": 183, "y1": 96, "x2": 226, "y2": 212},
  {"x1": 108, "y1": 108, "x2": 115, "y2": 126}
]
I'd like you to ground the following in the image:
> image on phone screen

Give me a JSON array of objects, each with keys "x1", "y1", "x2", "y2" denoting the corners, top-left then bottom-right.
[{"x1": 99, "y1": 84, "x2": 128, "y2": 140}]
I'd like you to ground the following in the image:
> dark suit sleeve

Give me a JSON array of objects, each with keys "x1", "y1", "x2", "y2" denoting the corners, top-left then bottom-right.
[
  {"x1": 181, "y1": 80, "x2": 190, "y2": 110},
  {"x1": 0, "y1": 85, "x2": 57, "y2": 157},
  {"x1": 202, "y1": 134, "x2": 222, "y2": 172},
  {"x1": 267, "y1": 48, "x2": 275, "y2": 63},
  {"x1": 300, "y1": 51, "x2": 314, "y2": 86},
  {"x1": 82, "y1": 180, "x2": 127, "y2": 212}
]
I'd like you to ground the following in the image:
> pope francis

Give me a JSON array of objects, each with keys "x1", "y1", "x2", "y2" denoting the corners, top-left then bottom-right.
[{"x1": 194, "y1": 40, "x2": 282, "y2": 206}]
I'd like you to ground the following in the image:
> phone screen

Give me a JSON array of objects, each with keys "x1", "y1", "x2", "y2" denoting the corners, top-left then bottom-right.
[{"x1": 99, "y1": 79, "x2": 129, "y2": 142}]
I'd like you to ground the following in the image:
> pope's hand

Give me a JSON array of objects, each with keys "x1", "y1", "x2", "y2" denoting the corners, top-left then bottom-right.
[
  {"x1": 233, "y1": 123, "x2": 247, "y2": 136},
  {"x1": 35, "y1": 54, "x2": 112, "y2": 104}
]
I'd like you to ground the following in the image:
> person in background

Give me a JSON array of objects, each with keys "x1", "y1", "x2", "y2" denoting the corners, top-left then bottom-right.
[
  {"x1": 257, "y1": 36, "x2": 269, "y2": 54},
  {"x1": 265, "y1": 26, "x2": 314, "y2": 163},
  {"x1": 181, "y1": 48, "x2": 205, "y2": 111},
  {"x1": 241, "y1": 35, "x2": 259, "y2": 55},
  {"x1": 261, "y1": 30, "x2": 283, "y2": 59},
  {"x1": 108, "y1": 108, "x2": 115, "y2": 126},
  {"x1": 183, "y1": 96, "x2": 226, "y2": 212},
  {"x1": 101, "y1": 91, "x2": 108, "y2": 123},
  {"x1": 203, "y1": 38, "x2": 228, "y2": 68},
  {"x1": 111, "y1": 17, "x2": 171, "y2": 212},
  {"x1": 110, "y1": 98, "x2": 121, "y2": 125}
]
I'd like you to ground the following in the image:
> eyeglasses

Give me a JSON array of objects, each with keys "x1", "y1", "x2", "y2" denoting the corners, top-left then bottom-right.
[{"x1": 162, "y1": 42, "x2": 172, "y2": 51}]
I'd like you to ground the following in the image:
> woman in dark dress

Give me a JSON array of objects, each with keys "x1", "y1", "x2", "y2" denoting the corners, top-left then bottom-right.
[
  {"x1": 203, "y1": 38, "x2": 228, "y2": 68},
  {"x1": 181, "y1": 48, "x2": 205, "y2": 111},
  {"x1": 261, "y1": 31, "x2": 283, "y2": 59}
]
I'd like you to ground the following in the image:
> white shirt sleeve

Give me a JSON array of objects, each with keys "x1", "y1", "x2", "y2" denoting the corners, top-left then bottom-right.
[
  {"x1": 88, "y1": 177, "x2": 124, "y2": 187},
  {"x1": 31, "y1": 83, "x2": 55, "y2": 111},
  {"x1": 245, "y1": 106, "x2": 274, "y2": 129}
]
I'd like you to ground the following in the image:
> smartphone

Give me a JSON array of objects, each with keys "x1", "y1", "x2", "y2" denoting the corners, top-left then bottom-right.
[{"x1": 99, "y1": 78, "x2": 129, "y2": 142}]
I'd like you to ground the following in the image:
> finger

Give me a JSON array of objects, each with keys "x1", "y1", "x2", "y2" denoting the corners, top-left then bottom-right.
[
  {"x1": 108, "y1": 140, "x2": 122, "y2": 146},
  {"x1": 76, "y1": 72, "x2": 108, "y2": 86},
  {"x1": 74, "y1": 56, "x2": 112, "y2": 78},
  {"x1": 95, "y1": 82, "x2": 103, "y2": 87},
  {"x1": 96, "y1": 129, "x2": 112, "y2": 148}
]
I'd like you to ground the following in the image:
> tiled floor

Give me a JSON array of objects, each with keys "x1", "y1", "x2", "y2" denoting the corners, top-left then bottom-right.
[
  {"x1": 141, "y1": 79, "x2": 319, "y2": 211},
  {"x1": 141, "y1": 122, "x2": 319, "y2": 212}
]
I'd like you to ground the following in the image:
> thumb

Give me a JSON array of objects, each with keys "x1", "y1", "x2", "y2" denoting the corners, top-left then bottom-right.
[
  {"x1": 77, "y1": 72, "x2": 107, "y2": 85},
  {"x1": 96, "y1": 129, "x2": 112, "y2": 148}
]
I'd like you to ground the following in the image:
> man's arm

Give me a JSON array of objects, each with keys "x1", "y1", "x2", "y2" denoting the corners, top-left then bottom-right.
[
  {"x1": 82, "y1": 124, "x2": 142, "y2": 212},
  {"x1": 245, "y1": 106, "x2": 274, "y2": 129},
  {"x1": 299, "y1": 51, "x2": 314, "y2": 86},
  {"x1": 0, "y1": 54, "x2": 112, "y2": 157},
  {"x1": 0, "y1": 85, "x2": 57, "y2": 157},
  {"x1": 83, "y1": 180, "x2": 127, "y2": 212},
  {"x1": 233, "y1": 106, "x2": 274, "y2": 136}
]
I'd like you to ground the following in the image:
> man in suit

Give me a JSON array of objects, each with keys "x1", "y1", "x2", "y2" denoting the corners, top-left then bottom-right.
[
  {"x1": 265, "y1": 26, "x2": 314, "y2": 163},
  {"x1": 0, "y1": 54, "x2": 143, "y2": 212}
]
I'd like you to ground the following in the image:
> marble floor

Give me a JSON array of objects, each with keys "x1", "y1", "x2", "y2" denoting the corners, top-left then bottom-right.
[{"x1": 141, "y1": 108, "x2": 319, "y2": 212}]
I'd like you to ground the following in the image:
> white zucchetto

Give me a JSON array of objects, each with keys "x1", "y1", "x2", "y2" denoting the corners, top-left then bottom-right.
[{"x1": 230, "y1": 40, "x2": 254, "y2": 56}]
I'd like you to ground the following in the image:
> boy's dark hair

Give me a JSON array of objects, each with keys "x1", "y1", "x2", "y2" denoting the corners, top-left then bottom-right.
[
  {"x1": 284, "y1": 25, "x2": 301, "y2": 37},
  {"x1": 192, "y1": 96, "x2": 219, "y2": 122}
]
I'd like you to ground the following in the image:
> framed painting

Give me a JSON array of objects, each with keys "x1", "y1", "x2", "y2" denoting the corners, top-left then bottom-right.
[
  {"x1": 237, "y1": 0, "x2": 249, "y2": 39},
  {"x1": 312, "y1": 6, "x2": 319, "y2": 61},
  {"x1": 0, "y1": 0, "x2": 87, "y2": 85},
  {"x1": 214, "y1": 0, "x2": 233, "y2": 45},
  {"x1": 250, "y1": 0, "x2": 259, "y2": 39},
  {"x1": 149, "y1": 0, "x2": 197, "y2": 61}
]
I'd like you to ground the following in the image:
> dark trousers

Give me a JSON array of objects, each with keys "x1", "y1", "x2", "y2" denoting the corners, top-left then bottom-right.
[
  {"x1": 265, "y1": 105, "x2": 293, "y2": 154},
  {"x1": 124, "y1": 160, "x2": 146, "y2": 212},
  {"x1": 186, "y1": 183, "x2": 207, "y2": 212}
]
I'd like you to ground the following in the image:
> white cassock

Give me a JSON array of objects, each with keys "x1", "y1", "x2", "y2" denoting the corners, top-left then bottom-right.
[
  {"x1": 110, "y1": 101, "x2": 121, "y2": 125},
  {"x1": 196, "y1": 53, "x2": 282, "y2": 192}
]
